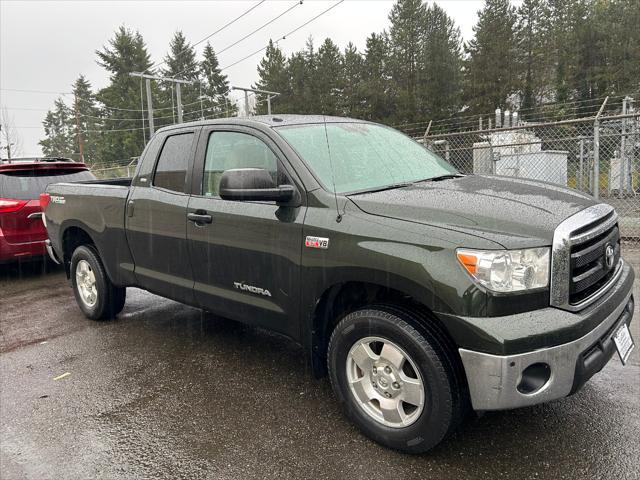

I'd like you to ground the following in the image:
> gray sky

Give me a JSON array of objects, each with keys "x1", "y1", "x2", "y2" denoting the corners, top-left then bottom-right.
[{"x1": 0, "y1": 0, "x2": 486, "y2": 157}]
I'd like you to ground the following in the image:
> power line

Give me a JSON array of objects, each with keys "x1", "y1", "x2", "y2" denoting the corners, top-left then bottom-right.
[
  {"x1": 173, "y1": 1, "x2": 303, "y2": 80},
  {"x1": 2, "y1": 106, "x2": 52, "y2": 112},
  {"x1": 217, "y1": 1, "x2": 303, "y2": 57},
  {"x1": 1, "y1": 87, "x2": 71, "y2": 95},
  {"x1": 149, "y1": 0, "x2": 266, "y2": 74},
  {"x1": 220, "y1": 0, "x2": 345, "y2": 72}
]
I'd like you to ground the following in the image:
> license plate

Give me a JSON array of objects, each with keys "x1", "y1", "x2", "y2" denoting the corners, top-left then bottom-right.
[{"x1": 613, "y1": 323, "x2": 635, "y2": 365}]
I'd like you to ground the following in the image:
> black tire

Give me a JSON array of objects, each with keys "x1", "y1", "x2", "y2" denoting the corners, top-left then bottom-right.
[
  {"x1": 327, "y1": 306, "x2": 466, "y2": 454},
  {"x1": 70, "y1": 245, "x2": 126, "y2": 320}
]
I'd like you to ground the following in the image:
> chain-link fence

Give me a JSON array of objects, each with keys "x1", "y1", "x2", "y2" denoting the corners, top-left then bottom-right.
[
  {"x1": 91, "y1": 157, "x2": 139, "y2": 179},
  {"x1": 418, "y1": 111, "x2": 640, "y2": 244}
]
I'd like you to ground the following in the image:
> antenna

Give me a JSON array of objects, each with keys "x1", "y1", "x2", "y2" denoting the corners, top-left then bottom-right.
[{"x1": 322, "y1": 115, "x2": 342, "y2": 223}]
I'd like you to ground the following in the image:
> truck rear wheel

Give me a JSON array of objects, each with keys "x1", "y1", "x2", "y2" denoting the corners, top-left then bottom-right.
[
  {"x1": 327, "y1": 306, "x2": 463, "y2": 453},
  {"x1": 70, "y1": 245, "x2": 126, "y2": 320}
]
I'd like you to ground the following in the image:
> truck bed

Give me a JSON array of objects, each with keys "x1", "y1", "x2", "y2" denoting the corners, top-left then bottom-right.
[{"x1": 44, "y1": 180, "x2": 136, "y2": 286}]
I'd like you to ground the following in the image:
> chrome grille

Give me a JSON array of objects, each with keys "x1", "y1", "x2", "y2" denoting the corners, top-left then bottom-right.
[
  {"x1": 550, "y1": 203, "x2": 623, "y2": 312},
  {"x1": 569, "y1": 221, "x2": 620, "y2": 305}
]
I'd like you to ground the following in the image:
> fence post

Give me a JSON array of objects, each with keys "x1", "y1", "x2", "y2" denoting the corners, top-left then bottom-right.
[{"x1": 578, "y1": 138, "x2": 584, "y2": 191}]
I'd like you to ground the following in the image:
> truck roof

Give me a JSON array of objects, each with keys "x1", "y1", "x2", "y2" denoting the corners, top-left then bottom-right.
[{"x1": 155, "y1": 114, "x2": 367, "y2": 134}]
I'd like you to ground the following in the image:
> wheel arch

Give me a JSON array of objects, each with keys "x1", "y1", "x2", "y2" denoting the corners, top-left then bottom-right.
[
  {"x1": 61, "y1": 224, "x2": 96, "y2": 278},
  {"x1": 308, "y1": 279, "x2": 459, "y2": 379}
]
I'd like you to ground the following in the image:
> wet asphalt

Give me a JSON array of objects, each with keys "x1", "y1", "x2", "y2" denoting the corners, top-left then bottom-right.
[{"x1": 1, "y1": 252, "x2": 639, "y2": 480}]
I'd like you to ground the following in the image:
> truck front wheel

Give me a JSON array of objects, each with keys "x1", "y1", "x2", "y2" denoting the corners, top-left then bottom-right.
[
  {"x1": 327, "y1": 306, "x2": 463, "y2": 453},
  {"x1": 70, "y1": 245, "x2": 126, "y2": 320}
]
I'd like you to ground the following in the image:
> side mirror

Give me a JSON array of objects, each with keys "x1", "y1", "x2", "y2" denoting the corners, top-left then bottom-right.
[{"x1": 219, "y1": 168, "x2": 295, "y2": 203}]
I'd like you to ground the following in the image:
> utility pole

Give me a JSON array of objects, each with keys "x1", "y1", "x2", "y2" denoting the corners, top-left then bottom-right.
[
  {"x1": 145, "y1": 79, "x2": 155, "y2": 135},
  {"x1": 130, "y1": 72, "x2": 196, "y2": 138},
  {"x1": 593, "y1": 96, "x2": 609, "y2": 200},
  {"x1": 176, "y1": 83, "x2": 183, "y2": 123},
  {"x1": 74, "y1": 92, "x2": 84, "y2": 163},
  {"x1": 231, "y1": 86, "x2": 280, "y2": 116}
]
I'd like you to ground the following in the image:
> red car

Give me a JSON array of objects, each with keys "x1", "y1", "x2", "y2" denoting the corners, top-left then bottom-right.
[{"x1": 0, "y1": 158, "x2": 95, "y2": 264}]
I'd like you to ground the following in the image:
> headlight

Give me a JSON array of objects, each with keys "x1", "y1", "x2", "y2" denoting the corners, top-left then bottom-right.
[{"x1": 456, "y1": 247, "x2": 550, "y2": 292}]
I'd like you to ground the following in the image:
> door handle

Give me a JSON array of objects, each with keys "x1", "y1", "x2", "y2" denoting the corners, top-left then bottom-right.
[
  {"x1": 187, "y1": 212, "x2": 213, "y2": 225},
  {"x1": 127, "y1": 200, "x2": 135, "y2": 217}
]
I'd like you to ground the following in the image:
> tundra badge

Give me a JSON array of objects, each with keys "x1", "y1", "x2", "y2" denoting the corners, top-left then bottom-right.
[{"x1": 234, "y1": 282, "x2": 272, "y2": 297}]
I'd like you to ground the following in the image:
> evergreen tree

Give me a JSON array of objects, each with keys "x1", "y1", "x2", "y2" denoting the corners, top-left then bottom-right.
[
  {"x1": 515, "y1": 0, "x2": 552, "y2": 112},
  {"x1": 301, "y1": 37, "x2": 319, "y2": 113},
  {"x1": 361, "y1": 32, "x2": 392, "y2": 121},
  {"x1": 201, "y1": 42, "x2": 235, "y2": 117},
  {"x1": 315, "y1": 38, "x2": 344, "y2": 115},
  {"x1": 95, "y1": 26, "x2": 157, "y2": 165},
  {"x1": 288, "y1": 51, "x2": 312, "y2": 114},
  {"x1": 420, "y1": 3, "x2": 463, "y2": 120},
  {"x1": 595, "y1": 0, "x2": 640, "y2": 96},
  {"x1": 72, "y1": 75, "x2": 101, "y2": 165},
  {"x1": 254, "y1": 40, "x2": 289, "y2": 115},
  {"x1": 545, "y1": 0, "x2": 592, "y2": 103},
  {"x1": 342, "y1": 42, "x2": 364, "y2": 117},
  {"x1": 39, "y1": 98, "x2": 75, "y2": 159},
  {"x1": 161, "y1": 31, "x2": 200, "y2": 120},
  {"x1": 463, "y1": 0, "x2": 518, "y2": 114},
  {"x1": 388, "y1": 0, "x2": 427, "y2": 123}
]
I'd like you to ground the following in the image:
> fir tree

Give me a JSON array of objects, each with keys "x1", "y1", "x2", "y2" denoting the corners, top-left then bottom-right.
[
  {"x1": 342, "y1": 42, "x2": 364, "y2": 118},
  {"x1": 71, "y1": 75, "x2": 100, "y2": 164},
  {"x1": 254, "y1": 40, "x2": 289, "y2": 115},
  {"x1": 95, "y1": 26, "x2": 157, "y2": 165},
  {"x1": 420, "y1": 3, "x2": 463, "y2": 120},
  {"x1": 162, "y1": 31, "x2": 200, "y2": 120},
  {"x1": 388, "y1": 0, "x2": 427, "y2": 123},
  {"x1": 463, "y1": 0, "x2": 518, "y2": 114},
  {"x1": 361, "y1": 32, "x2": 392, "y2": 122},
  {"x1": 316, "y1": 38, "x2": 344, "y2": 115},
  {"x1": 39, "y1": 98, "x2": 75, "y2": 159},
  {"x1": 201, "y1": 42, "x2": 235, "y2": 117},
  {"x1": 515, "y1": 0, "x2": 552, "y2": 112}
]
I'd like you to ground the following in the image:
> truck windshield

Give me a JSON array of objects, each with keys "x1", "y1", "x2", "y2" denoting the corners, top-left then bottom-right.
[{"x1": 276, "y1": 122, "x2": 457, "y2": 194}]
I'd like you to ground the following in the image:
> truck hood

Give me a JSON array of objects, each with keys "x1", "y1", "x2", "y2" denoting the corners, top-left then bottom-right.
[{"x1": 348, "y1": 175, "x2": 597, "y2": 249}]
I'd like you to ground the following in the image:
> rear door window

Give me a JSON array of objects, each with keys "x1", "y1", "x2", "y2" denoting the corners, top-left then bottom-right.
[
  {"x1": 0, "y1": 169, "x2": 96, "y2": 200},
  {"x1": 153, "y1": 133, "x2": 194, "y2": 193}
]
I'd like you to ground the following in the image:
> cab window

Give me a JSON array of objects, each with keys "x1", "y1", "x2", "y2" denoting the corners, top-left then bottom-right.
[
  {"x1": 203, "y1": 131, "x2": 278, "y2": 197},
  {"x1": 153, "y1": 132, "x2": 193, "y2": 193}
]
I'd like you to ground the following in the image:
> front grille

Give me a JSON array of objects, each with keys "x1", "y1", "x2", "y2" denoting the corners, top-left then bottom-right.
[{"x1": 569, "y1": 212, "x2": 621, "y2": 305}]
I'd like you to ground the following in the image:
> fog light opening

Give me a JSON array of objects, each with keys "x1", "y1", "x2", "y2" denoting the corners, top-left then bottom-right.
[{"x1": 517, "y1": 363, "x2": 551, "y2": 395}]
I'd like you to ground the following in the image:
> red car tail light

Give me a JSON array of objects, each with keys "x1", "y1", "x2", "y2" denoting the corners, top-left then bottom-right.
[
  {"x1": 0, "y1": 198, "x2": 28, "y2": 214},
  {"x1": 40, "y1": 193, "x2": 51, "y2": 211}
]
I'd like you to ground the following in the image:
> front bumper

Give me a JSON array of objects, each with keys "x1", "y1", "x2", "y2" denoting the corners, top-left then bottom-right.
[{"x1": 457, "y1": 261, "x2": 635, "y2": 411}]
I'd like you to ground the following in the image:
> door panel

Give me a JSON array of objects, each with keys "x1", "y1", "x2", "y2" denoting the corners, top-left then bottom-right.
[
  {"x1": 126, "y1": 187, "x2": 193, "y2": 303},
  {"x1": 125, "y1": 129, "x2": 197, "y2": 303},
  {"x1": 187, "y1": 197, "x2": 303, "y2": 338},
  {"x1": 186, "y1": 127, "x2": 305, "y2": 339}
]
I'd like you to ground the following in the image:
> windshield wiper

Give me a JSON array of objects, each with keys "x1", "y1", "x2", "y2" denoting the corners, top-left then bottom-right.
[
  {"x1": 351, "y1": 182, "x2": 414, "y2": 195},
  {"x1": 422, "y1": 174, "x2": 464, "y2": 182}
]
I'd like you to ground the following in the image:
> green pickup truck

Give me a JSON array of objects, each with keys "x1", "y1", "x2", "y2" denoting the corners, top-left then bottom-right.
[{"x1": 42, "y1": 115, "x2": 635, "y2": 453}]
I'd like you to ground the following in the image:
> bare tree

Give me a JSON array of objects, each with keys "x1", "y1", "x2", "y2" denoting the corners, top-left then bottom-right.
[{"x1": 0, "y1": 106, "x2": 24, "y2": 159}]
